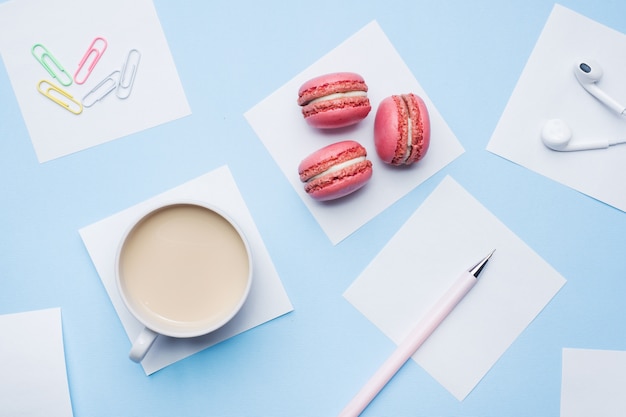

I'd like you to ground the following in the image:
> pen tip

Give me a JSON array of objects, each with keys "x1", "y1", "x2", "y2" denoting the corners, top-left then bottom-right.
[{"x1": 469, "y1": 249, "x2": 495, "y2": 278}]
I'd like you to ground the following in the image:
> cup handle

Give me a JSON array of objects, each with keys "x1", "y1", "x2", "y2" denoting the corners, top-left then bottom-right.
[{"x1": 129, "y1": 327, "x2": 159, "y2": 362}]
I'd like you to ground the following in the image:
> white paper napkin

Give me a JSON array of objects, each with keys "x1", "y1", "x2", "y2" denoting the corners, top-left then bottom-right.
[
  {"x1": 561, "y1": 348, "x2": 626, "y2": 417},
  {"x1": 487, "y1": 4, "x2": 626, "y2": 211},
  {"x1": 0, "y1": 0, "x2": 191, "y2": 162},
  {"x1": 344, "y1": 175, "x2": 566, "y2": 400},
  {"x1": 0, "y1": 308, "x2": 73, "y2": 417},
  {"x1": 79, "y1": 165, "x2": 293, "y2": 375},
  {"x1": 245, "y1": 21, "x2": 464, "y2": 244}
]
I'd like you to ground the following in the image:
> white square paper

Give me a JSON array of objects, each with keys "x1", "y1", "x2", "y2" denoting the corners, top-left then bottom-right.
[
  {"x1": 344, "y1": 176, "x2": 566, "y2": 400},
  {"x1": 0, "y1": 308, "x2": 73, "y2": 417},
  {"x1": 0, "y1": 0, "x2": 191, "y2": 162},
  {"x1": 487, "y1": 4, "x2": 626, "y2": 211},
  {"x1": 561, "y1": 348, "x2": 626, "y2": 417},
  {"x1": 79, "y1": 165, "x2": 293, "y2": 375},
  {"x1": 245, "y1": 21, "x2": 464, "y2": 245}
]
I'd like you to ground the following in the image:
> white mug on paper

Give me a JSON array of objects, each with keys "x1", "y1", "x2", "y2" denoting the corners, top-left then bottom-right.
[{"x1": 115, "y1": 201, "x2": 253, "y2": 362}]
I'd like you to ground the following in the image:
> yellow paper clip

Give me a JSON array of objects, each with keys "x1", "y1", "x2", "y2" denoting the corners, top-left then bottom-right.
[
  {"x1": 116, "y1": 49, "x2": 141, "y2": 99},
  {"x1": 37, "y1": 80, "x2": 83, "y2": 115},
  {"x1": 82, "y1": 71, "x2": 120, "y2": 108},
  {"x1": 74, "y1": 37, "x2": 108, "y2": 85},
  {"x1": 31, "y1": 44, "x2": 73, "y2": 87}
]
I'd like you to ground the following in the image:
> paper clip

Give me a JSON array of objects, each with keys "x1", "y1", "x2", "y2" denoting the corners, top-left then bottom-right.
[
  {"x1": 82, "y1": 70, "x2": 120, "y2": 108},
  {"x1": 116, "y1": 49, "x2": 141, "y2": 99},
  {"x1": 31, "y1": 44, "x2": 73, "y2": 87},
  {"x1": 37, "y1": 80, "x2": 83, "y2": 115},
  {"x1": 74, "y1": 37, "x2": 108, "y2": 85}
]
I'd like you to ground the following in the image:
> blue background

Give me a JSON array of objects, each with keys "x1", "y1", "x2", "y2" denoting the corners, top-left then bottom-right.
[{"x1": 1, "y1": 1, "x2": 625, "y2": 416}]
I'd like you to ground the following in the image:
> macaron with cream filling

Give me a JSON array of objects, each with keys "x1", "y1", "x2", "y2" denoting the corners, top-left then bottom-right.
[
  {"x1": 298, "y1": 140, "x2": 373, "y2": 201},
  {"x1": 298, "y1": 72, "x2": 371, "y2": 129},
  {"x1": 374, "y1": 93, "x2": 430, "y2": 166}
]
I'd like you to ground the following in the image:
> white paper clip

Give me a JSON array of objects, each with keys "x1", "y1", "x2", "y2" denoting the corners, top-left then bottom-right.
[
  {"x1": 116, "y1": 49, "x2": 141, "y2": 99},
  {"x1": 82, "y1": 70, "x2": 120, "y2": 108}
]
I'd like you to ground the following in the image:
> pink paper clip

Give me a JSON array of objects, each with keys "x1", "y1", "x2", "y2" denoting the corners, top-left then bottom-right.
[{"x1": 74, "y1": 37, "x2": 108, "y2": 84}]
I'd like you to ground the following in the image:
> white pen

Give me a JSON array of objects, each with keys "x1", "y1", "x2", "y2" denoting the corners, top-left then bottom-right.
[{"x1": 338, "y1": 249, "x2": 496, "y2": 417}]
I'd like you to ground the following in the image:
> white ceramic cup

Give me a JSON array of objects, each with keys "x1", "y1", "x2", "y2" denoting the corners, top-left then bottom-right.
[{"x1": 115, "y1": 201, "x2": 253, "y2": 362}]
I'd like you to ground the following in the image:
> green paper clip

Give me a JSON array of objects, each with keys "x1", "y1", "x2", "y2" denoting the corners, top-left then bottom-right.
[
  {"x1": 31, "y1": 44, "x2": 73, "y2": 87},
  {"x1": 37, "y1": 80, "x2": 83, "y2": 115}
]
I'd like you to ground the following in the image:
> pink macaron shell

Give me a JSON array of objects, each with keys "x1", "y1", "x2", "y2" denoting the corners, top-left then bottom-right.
[
  {"x1": 299, "y1": 140, "x2": 365, "y2": 180},
  {"x1": 306, "y1": 164, "x2": 372, "y2": 201},
  {"x1": 298, "y1": 140, "x2": 373, "y2": 201},
  {"x1": 373, "y1": 95, "x2": 403, "y2": 164},
  {"x1": 302, "y1": 99, "x2": 372, "y2": 129},
  {"x1": 405, "y1": 94, "x2": 430, "y2": 164},
  {"x1": 298, "y1": 72, "x2": 367, "y2": 104}
]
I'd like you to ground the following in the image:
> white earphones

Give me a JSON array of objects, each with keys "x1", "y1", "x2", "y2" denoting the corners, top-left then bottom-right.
[
  {"x1": 574, "y1": 59, "x2": 626, "y2": 116},
  {"x1": 541, "y1": 118, "x2": 626, "y2": 151},
  {"x1": 541, "y1": 60, "x2": 626, "y2": 152}
]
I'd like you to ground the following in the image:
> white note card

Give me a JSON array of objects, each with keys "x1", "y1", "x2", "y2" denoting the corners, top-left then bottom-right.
[
  {"x1": 245, "y1": 21, "x2": 464, "y2": 244},
  {"x1": 0, "y1": 308, "x2": 73, "y2": 417},
  {"x1": 344, "y1": 176, "x2": 566, "y2": 400},
  {"x1": 0, "y1": 0, "x2": 191, "y2": 162},
  {"x1": 561, "y1": 348, "x2": 626, "y2": 417},
  {"x1": 79, "y1": 165, "x2": 293, "y2": 375},
  {"x1": 487, "y1": 4, "x2": 626, "y2": 211}
]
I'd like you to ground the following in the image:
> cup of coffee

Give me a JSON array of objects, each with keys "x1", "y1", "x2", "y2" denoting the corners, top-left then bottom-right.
[{"x1": 115, "y1": 201, "x2": 253, "y2": 362}]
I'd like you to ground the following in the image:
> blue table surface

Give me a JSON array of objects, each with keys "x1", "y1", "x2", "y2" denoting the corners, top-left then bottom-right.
[{"x1": 1, "y1": 1, "x2": 625, "y2": 416}]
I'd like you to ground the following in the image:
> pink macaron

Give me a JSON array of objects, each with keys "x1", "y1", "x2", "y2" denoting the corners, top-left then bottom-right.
[
  {"x1": 297, "y1": 72, "x2": 371, "y2": 129},
  {"x1": 298, "y1": 140, "x2": 373, "y2": 201},
  {"x1": 374, "y1": 93, "x2": 430, "y2": 166}
]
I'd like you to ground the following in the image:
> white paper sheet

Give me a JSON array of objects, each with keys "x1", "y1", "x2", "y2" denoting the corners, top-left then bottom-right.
[
  {"x1": 245, "y1": 21, "x2": 464, "y2": 245},
  {"x1": 561, "y1": 348, "x2": 626, "y2": 417},
  {"x1": 487, "y1": 4, "x2": 626, "y2": 211},
  {"x1": 0, "y1": 0, "x2": 191, "y2": 162},
  {"x1": 0, "y1": 308, "x2": 73, "y2": 417},
  {"x1": 344, "y1": 175, "x2": 566, "y2": 400},
  {"x1": 79, "y1": 165, "x2": 293, "y2": 375}
]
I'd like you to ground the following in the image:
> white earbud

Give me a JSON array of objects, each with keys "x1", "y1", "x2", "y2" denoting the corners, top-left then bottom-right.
[
  {"x1": 574, "y1": 59, "x2": 626, "y2": 116},
  {"x1": 541, "y1": 118, "x2": 626, "y2": 151}
]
